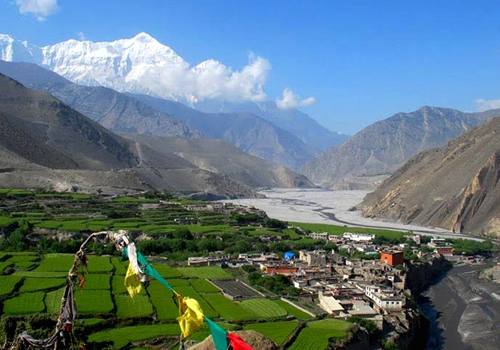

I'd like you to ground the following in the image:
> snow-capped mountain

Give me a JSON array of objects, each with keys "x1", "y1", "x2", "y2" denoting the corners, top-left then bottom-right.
[
  {"x1": 0, "y1": 32, "x2": 345, "y2": 151},
  {"x1": 0, "y1": 32, "x2": 267, "y2": 103}
]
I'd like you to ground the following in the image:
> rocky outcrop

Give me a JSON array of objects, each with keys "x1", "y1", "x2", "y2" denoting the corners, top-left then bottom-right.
[{"x1": 361, "y1": 117, "x2": 500, "y2": 236}]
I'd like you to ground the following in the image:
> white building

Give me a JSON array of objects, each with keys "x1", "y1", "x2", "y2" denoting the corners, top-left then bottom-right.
[
  {"x1": 343, "y1": 232, "x2": 375, "y2": 242},
  {"x1": 318, "y1": 292, "x2": 345, "y2": 316},
  {"x1": 309, "y1": 232, "x2": 329, "y2": 240},
  {"x1": 364, "y1": 285, "x2": 404, "y2": 312}
]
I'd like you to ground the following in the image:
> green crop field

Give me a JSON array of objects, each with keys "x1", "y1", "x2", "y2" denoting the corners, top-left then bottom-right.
[
  {"x1": 273, "y1": 300, "x2": 314, "y2": 320},
  {"x1": 111, "y1": 275, "x2": 127, "y2": 294},
  {"x1": 0, "y1": 275, "x2": 22, "y2": 296},
  {"x1": 88, "y1": 324, "x2": 180, "y2": 348},
  {"x1": 115, "y1": 294, "x2": 154, "y2": 318},
  {"x1": 87, "y1": 256, "x2": 113, "y2": 273},
  {"x1": 244, "y1": 320, "x2": 299, "y2": 345},
  {"x1": 36, "y1": 254, "x2": 74, "y2": 272},
  {"x1": 83, "y1": 274, "x2": 110, "y2": 289},
  {"x1": 20, "y1": 277, "x2": 65, "y2": 292},
  {"x1": 45, "y1": 288, "x2": 65, "y2": 314},
  {"x1": 191, "y1": 279, "x2": 219, "y2": 293},
  {"x1": 147, "y1": 281, "x2": 179, "y2": 320},
  {"x1": 240, "y1": 298, "x2": 287, "y2": 319},
  {"x1": 202, "y1": 294, "x2": 255, "y2": 321},
  {"x1": 74, "y1": 289, "x2": 113, "y2": 314},
  {"x1": 153, "y1": 264, "x2": 182, "y2": 278},
  {"x1": 178, "y1": 266, "x2": 232, "y2": 280},
  {"x1": 3, "y1": 291, "x2": 45, "y2": 314},
  {"x1": 288, "y1": 319, "x2": 352, "y2": 350}
]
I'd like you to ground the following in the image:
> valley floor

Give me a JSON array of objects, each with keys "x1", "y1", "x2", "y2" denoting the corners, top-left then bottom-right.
[{"x1": 226, "y1": 188, "x2": 484, "y2": 241}]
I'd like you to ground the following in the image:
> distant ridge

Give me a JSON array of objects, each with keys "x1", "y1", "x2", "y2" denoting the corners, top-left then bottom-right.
[{"x1": 303, "y1": 106, "x2": 499, "y2": 189}]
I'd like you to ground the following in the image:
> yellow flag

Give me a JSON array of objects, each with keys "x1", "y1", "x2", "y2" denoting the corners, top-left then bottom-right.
[
  {"x1": 177, "y1": 294, "x2": 204, "y2": 339},
  {"x1": 124, "y1": 262, "x2": 142, "y2": 297}
]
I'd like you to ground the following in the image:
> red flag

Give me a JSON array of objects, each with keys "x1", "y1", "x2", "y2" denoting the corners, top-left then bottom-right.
[{"x1": 227, "y1": 332, "x2": 253, "y2": 350}]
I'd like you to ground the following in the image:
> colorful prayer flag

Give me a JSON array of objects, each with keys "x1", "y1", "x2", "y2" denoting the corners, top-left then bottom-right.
[
  {"x1": 177, "y1": 294, "x2": 204, "y2": 339},
  {"x1": 124, "y1": 262, "x2": 142, "y2": 297},
  {"x1": 205, "y1": 317, "x2": 228, "y2": 350},
  {"x1": 227, "y1": 332, "x2": 254, "y2": 350}
]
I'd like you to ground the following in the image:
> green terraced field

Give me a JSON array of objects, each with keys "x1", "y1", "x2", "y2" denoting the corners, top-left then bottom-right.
[
  {"x1": 178, "y1": 266, "x2": 232, "y2": 280},
  {"x1": 273, "y1": 300, "x2": 314, "y2": 320},
  {"x1": 115, "y1": 294, "x2": 154, "y2": 318},
  {"x1": 202, "y1": 294, "x2": 255, "y2": 321},
  {"x1": 87, "y1": 256, "x2": 113, "y2": 273},
  {"x1": 83, "y1": 274, "x2": 110, "y2": 289},
  {"x1": 36, "y1": 254, "x2": 74, "y2": 272},
  {"x1": 0, "y1": 275, "x2": 22, "y2": 296},
  {"x1": 240, "y1": 298, "x2": 288, "y2": 319},
  {"x1": 147, "y1": 281, "x2": 179, "y2": 320},
  {"x1": 45, "y1": 288, "x2": 65, "y2": 314},
  {"x1": 88, "y1": 324, "x2": 180, "y2": 348},
  {"x1": 74, "y1": 289, "x2": 113, "y2": 314},
  {"x1": 20, "y1": 277, "x2": 65, "y2": 292},
  {"x1": 244, "y1": 320, "x2": 299, "y2": 345},
  {"x1": 3, "y1": 291, "x2": 45, "y2": 314},
  {"x1": 288, "y1": 319, "x2": 352, "y2": 350},
  {"x1": 190, "y1": 279, "x2": 219, "y2": 293}
]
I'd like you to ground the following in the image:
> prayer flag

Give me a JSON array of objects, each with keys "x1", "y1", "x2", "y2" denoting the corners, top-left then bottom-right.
[
  {"x1": 205, "y1": 317, "x2": 228, "y2": 350},
  {"x1": 227, "y1": 332, "x2": 254, "y2": 350},
  {"x1": 124, "y1": 262, "x2": 142, "y2": 297},
  {"x1": 177, "y1": 294, "x2": 204, "y2": 339}
]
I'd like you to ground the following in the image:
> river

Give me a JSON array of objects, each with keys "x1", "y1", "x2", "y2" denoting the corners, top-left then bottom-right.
[
  {"x1": 226, "y1": 188, "x2": 483, "y2": 240},
  {"x1": 419, "y1": 263, "x2": 500, "y2": 350}
]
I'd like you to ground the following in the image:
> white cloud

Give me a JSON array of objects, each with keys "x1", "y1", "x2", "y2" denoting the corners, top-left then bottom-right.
[
  {"x1": 276, "y1": 88, "x2": 316, "y2": 109},
  {"x1": 16, "y1": 0, "x2": 58, "y2": 21},
  {"x1": 475, "y1": 98, "x2": 500, "y2": 112}
]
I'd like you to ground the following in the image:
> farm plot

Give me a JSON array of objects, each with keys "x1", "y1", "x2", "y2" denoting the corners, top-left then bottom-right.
[
  {"x1": 88, "y1": 324, "x2": 180, "y2": 348},
  {"x1": 273, "y1": 300, "x2": 314, "y2": 320},
  {"x1": 244, "y1": 320, "x2": 298, "y2": 345},
  {"x1": 211, "y1": 279, "x2": 260, "y2": 299},
  {"x1": 87, "y1": 256, "x2": 113, "y2": 273},
  {"x1": 115, "y1": 294, "x2": 153, "y2": 318},
  {"x1": 111, "y1": 275, "x2": 127, "y2": 294},
  {"x1": 0, "y1": 275, "x2": 22, "y2": 296},
  {"x1": 82, "y1": 274, "x2": 110, "y2": 289},
  {"x1": 20, "y1": 277, "x2": 65, "y2": 292},
  {"x1": 147, "y1": 281, "x2": 178, "y2": 320},
  {"x1": 74, "y1": 290, "x2": 113, "y2": 314},
  {"x1": 3, "y1": 291, "x2": 45, "y2": 314},
  {"x1": 111, "y1": 257, "x2": 127, "y2": 275},
  {"x1": 153, "y1": 263, "x2": 182, "y2": 278},
  {"x1": 191, "y1": 279, "x2": 219, "y2": 293},
  {"x1": 45, "y1": 288, "x2": 64, "y2": 314},
  {"x1": 202, "y1": 294, "x2": 255, "y2": 321},
  {"x1": 240, "y1": 299, "x2": 287, "y2": 319},
  {"x1": 288, "y1": 319, "x2": 352, "y2": 350},
  {"x1": 36, "y1": 254, "x2": 74, "y2": 272},
  {"x1": 178, "y1": 266, "x2": 232, "y2": 280}
]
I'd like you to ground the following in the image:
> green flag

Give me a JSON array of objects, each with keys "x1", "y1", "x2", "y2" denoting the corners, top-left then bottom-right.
[{"x1": 205, "y1": 317, "x2": 228, "y2": 350}]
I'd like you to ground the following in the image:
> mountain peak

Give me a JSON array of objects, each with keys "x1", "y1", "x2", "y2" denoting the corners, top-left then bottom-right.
[{"x1": 130, "y1": 32, "x2": 157, "y2": 43}]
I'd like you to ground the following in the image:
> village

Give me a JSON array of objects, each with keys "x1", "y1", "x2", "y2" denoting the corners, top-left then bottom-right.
[{"x1": 186, "y1": 227, "x2": 484, "y2": 332}]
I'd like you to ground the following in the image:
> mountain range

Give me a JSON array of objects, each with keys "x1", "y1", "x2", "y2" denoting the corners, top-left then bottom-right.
[
  {"x1": 303, "y1": 106, "x2": 498, "y2": 189},
  {"x1": 0, "y1": 33, "x2": 345, "y2": 167},
  {"x1": 0, "y1": 72, "x2": 312, "y2": 196},
  {"x1": 361, "y1": 117, "x2": 500, "y2": 236}
]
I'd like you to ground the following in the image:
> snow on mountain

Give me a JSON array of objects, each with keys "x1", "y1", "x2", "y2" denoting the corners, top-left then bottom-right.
[{"x1": 0, "y1": 32, "x2": 268, "y2": 103}]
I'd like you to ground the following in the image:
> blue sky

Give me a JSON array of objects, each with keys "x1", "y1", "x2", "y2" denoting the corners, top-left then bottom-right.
[{"x1": 1, "y1": 0, "x2": 500, "y2": 134}]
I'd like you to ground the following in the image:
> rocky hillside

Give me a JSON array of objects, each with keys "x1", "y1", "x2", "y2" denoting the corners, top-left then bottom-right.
[
  {"x1": 361, "y1": 117, "x2": 500, "y2": 236},
  {"x1": 0, "y1": 73, "x2": 255, "y2": 197},
  {"x1": 0, "y1": 73, "x2": 138, "y2": 170},
  {"x1": 126, "y1": 134, "x2": 314, "y2": 189},
  {"x1": 303, "y1": 106, "x2": 498, "y2": 189},
  {"x1": 133, "y1": 94, "x2": 315, "y2": 169},
  {"x1": 0, "y1": 60, "x2": 196, "y2": 138}
]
